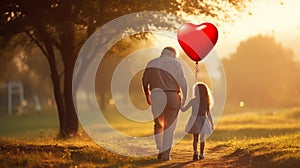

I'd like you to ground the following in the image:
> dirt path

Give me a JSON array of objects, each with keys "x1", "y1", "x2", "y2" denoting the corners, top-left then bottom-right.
[{"x1": 155, "y1": 141, "x2": 243, "y2": 168}]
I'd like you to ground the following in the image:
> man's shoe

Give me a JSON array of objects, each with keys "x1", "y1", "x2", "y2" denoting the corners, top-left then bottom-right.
[
  {"x1": 193, "y1": 154, "x2": 198, "y2": 161},
  {"x1": 199, "y1": 154, "x2": 205, "y2": 159},
  {"x1": 157, "y1": 153, "x2": 163, "y2": 160},
  {"x1": 162, "y1": 156, "x2": 171, "y2": 161},
  {"x1": 161, "y1": 149, "x2": 171, "y2": 161}
]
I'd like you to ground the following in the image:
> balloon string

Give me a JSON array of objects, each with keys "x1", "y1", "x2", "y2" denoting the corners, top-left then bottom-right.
[{"x1": 195, "y1": 62, "x2": 199, "y2": 79}]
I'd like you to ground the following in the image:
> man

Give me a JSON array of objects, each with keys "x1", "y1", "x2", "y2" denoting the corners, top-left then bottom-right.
[{"x1": 142, "y1": 47, "x2": 187, "y2": 161}]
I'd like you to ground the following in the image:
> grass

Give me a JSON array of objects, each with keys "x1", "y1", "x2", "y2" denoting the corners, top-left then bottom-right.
[
  {"x1": 0, "y1": 106, "x2": 300, "y2": 167},
  {"x1": 208, "y1": 107, "x2": 300, "y2": 141},
  {"x1": 0, "y1": 106, "x2": 59, "y2": 138},
  {"x1": 216, "y1": 132, "x2": 300, "y2": 168}
]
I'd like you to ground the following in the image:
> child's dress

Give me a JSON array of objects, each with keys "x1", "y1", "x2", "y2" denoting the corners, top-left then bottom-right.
[{"x1": 182, "y1": 98, "x2": 208, "y2": 134}]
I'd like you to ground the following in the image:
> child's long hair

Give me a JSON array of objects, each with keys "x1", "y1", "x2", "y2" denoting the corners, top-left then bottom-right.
[{"x1": 194, "y1": 82, "x2": 214, "y2": 110}]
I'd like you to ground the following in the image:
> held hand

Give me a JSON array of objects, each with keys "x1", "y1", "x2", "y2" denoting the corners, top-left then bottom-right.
[
  {"x1": 179, "y1": 105, "x2": 184, "y2": 111},
  {"x1": 181, "y1": 99, "x2": 186, "y2": 107},
  {"x1": 180, "y1": 98, "x2": 187, "y2": 112}
]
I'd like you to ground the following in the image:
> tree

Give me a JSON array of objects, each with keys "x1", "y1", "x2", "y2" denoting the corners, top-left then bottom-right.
[
  {"x1": 223, "y1": 35, "x2": 299, "y2": 107},
  {"x1": 0, "y1": 45, "x2": 53, "y2": 104},
  {"x1": 0, "y1": 0, "x2": 250, "y2": 138}
]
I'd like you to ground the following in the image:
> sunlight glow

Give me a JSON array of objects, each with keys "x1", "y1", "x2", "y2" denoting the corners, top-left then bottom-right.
[
  {"x1": 108, "y1": 98, "x2": 115, "y2": 106},
  {"x1": 109, "y1": 98, "x2": 115, "y2": 106},
  {"x1": 216, "y1": 0, "x2": 300, "y2": 58},
  {"x1": 239, "y1": 101, "x2": 245, "y2": 108}
]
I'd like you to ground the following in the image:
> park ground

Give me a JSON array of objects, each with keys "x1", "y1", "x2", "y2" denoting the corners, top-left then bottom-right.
[{"x1": 0, "y1": 106, "x2": 300, "y2": 167}]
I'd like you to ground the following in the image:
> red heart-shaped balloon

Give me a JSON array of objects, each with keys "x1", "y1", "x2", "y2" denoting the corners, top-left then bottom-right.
[{"x1": 177, "y1": 22, "x2": 218, "y2": 62}]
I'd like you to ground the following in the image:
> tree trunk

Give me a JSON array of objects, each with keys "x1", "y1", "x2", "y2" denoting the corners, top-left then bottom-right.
[
  {"x1": 51, "y1": 70, "x2": 68, "y2": 136},
  {"x1": 41, "y1": 36, "x2": 69, "y2": 137},
  {"x1": 40, "y1": 29, "x2": 78, "y2": 138},
  {"x1": 63, "y1": 57, "x2": 78, "y2": 136},
  {"x1": 60, "y1": 20, "x2": 79, "y2": 137}
]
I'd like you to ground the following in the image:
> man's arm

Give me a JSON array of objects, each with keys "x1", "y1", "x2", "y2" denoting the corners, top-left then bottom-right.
[
  {"x1": 177, "y1": 64, "x2": 187, "y2": 106},
  {"x1": 143, "y1": 85, "x2": 151, "y2": 105},
  {"x1": 142, "y1": 68, "x2": 151, "y2": 105}
]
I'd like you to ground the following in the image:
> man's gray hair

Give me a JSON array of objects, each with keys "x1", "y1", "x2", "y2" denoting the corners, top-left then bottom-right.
[{"x1": 161, "y1": 47, "x2": 178, "y2": 58}]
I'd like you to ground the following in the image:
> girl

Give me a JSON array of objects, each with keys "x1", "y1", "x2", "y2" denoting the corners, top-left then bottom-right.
[{"x1": 181, "y1": 82, "x2": 214, "y2": 161}]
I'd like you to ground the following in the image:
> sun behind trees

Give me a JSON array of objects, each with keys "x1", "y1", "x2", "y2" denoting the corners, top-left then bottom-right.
[{"x1": 223, "y1": 34, "x2": 300, "y2": 108}]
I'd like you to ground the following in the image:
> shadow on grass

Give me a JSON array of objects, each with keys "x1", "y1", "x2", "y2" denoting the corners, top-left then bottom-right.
[
  {"x1": 0, "y1": 140, "x2": 195, "y2": 168},
  {"x1": 223, "y1": 147, "x2": 300, "y2": 168}
]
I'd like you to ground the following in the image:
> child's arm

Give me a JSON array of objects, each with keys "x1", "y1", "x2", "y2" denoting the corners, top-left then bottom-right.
[
  {"x1": 207, "y1": 109, "x2": 214, "y2": 130},
  {"x1": 180, "y1": 100, "x2": 192, "y2": 112}
]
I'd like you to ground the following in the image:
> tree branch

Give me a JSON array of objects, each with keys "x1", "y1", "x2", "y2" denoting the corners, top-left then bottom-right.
[
  {"x1": 44, "y1": 31, "x2": 63, "y2": 52},
  {"x1": 24, "y1": 30, "x2": 49, "y2": 57}
]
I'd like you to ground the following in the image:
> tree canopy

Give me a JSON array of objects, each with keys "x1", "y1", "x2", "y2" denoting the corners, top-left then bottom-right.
[{"x1": 223, "y1": 34, "x2": 300, "y2": 107}]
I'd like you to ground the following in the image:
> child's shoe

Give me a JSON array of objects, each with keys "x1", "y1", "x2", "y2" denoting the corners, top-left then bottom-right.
[{"x1": 199, "y1": 154, "x2": 205, "y2": 159}]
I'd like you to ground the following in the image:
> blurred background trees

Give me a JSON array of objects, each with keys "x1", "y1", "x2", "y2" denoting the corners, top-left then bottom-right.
[
  {"x1": 0, "y1": 0, "x2": 251, "y2": 137},
  {"x1": 223, "y1": 35, "x2": 300, "y2": 108}
]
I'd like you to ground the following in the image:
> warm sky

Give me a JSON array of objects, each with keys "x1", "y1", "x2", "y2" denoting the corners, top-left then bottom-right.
[{"x1": 217, "y1": 0, "x2": 300, "y2": 60}]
